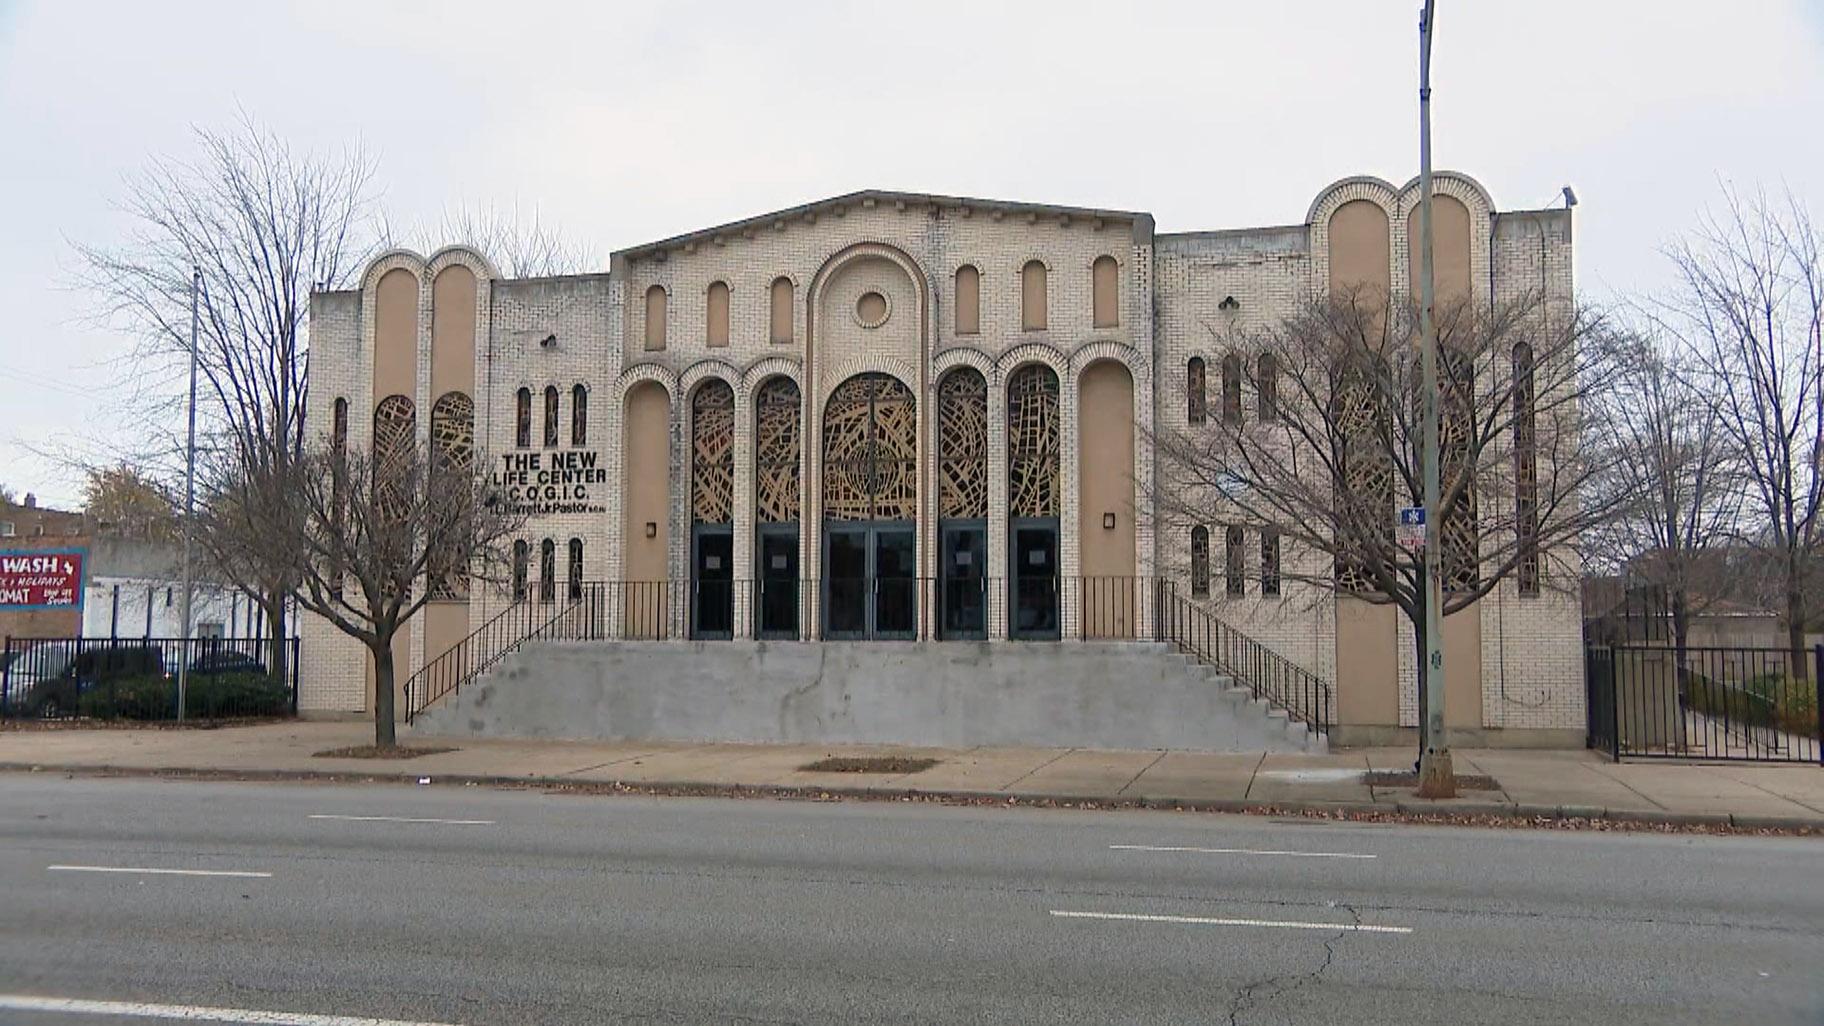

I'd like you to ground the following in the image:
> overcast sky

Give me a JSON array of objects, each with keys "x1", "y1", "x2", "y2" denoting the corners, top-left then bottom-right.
[{"x1": 1, "y1": 0, "x2": 1820, "y2": 508}]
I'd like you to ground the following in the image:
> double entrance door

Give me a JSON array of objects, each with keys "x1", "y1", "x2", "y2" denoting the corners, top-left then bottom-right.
[{"x1": 824, "y1": 523, "x2": 916, "y2": 639}]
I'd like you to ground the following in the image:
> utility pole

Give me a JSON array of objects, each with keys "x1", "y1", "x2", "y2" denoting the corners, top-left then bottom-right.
[
  {"x1": 1415, "y1": 0, "x2": 1455, "y2": 798},
  {"x1": 177, "y1": 266, "x2": 200, "y2": 722}
]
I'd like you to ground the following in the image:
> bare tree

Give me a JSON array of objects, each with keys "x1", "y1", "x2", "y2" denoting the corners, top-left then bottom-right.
[
  {"x1": 1665, "y1": 187, "x2": 1824, "y2": 673},
  {"x1": 73, "y1": 114, "x2": 382, "y2": 676},
  {"x1": 1150, "y1": 289, "x2": 1624, "y2": 774},
  {"x1": 1583, "y1": 328, "x2": 1744, "y2": 653},
  {"x1": 202, "y1": 430, "x2": 522, "y2": 747},
  {"x1": 429, "y1": 203, "x2": 595, "y2": 278}
]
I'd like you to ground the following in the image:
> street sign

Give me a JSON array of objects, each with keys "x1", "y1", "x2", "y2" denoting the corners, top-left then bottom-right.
[
  {"x1": 1396, "y1": 507, "x2": 1426, "y2": 552},
  {"x1": 0, "y1": 549, "x2": 85, "y2": 610}
]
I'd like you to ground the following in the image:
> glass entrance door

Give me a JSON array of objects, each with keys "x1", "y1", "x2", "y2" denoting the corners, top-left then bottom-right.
[
  {"x1": 692, "y1": 528, "x2": 733, "y2": 639},
  {"x1": 757, "y1": 527, "x2": 800, "y2": 639},
  {"x1": 940, "y1": 524, "x2": 986, "y2": 639},
  {"x1": 1010, "y1": 520, "x2": 1059, "y2": 639},
  {"x1": 823, "y1": 524, "x2": 917, "y2": 640}
]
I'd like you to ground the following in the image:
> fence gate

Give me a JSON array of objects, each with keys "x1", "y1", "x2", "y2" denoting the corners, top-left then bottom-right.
[{"x1": 1585, "y1": 643, "x2": 1823, "y2": 763}]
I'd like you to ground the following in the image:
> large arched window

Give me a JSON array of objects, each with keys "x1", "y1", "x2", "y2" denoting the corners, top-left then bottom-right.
[
  {"x1": 331, "y1": 398, "x2": 348, "y2": 454},
  {"x1": 770, "y1": 277, "x2": 794, "y2": 344},
  {"x1": 1021, "y1": 260, "x2": 1047, "y2": 331},
  {"x1": 1007, "y1": 364, "x2": 1060, "y2": 517},
  {"x1": 1332, "y1": 354, "x2": 1394, "y2": 592},
  {"x1": 1187, "y1": 357, "x2": 1207, "y2": 425},
  {"x1": 938, "y1": 368, "x2": 988, "y2": 519},
  {"x1": 514, "y1": 388, "x2": 532, "y2": 449},
  {"x1": 1221, "y1": 353, "x2": 1243, "y2": 425},
  {"x1": 1091, "y1": 255, "x2": 1119, "y2": 328},
  {"x1": 1261, "y1": 529, "x2": 1282, "y2": 597},
  {"x1": 644, "y1": 285, "x2": 667, "y2": 351},
  {"x1": 1190, "y1": 526, "x2": 1210, "y2": 597},
  {"x1": 691, "y1": 380, "x2": 735, "y2": 525},
  {"x1": 954, "y1": 265, "x2": 981, "y2": 336},
  {"x1": 1514, "y1": 341, "x2": 1539, "y2": 596},
  {"x1": 706, "y1": 280, "x2": 730, "y2": 347},
  {"x1": 822, "y1": 373, "x2": 917, "y2": 521},
  {"x1": 330, "y1": 397, "x2": 349, "y2": 599},
  {"x1": 429, "y1": 391, "x2": 476, "y2": 600},
  {"x1": 539, "y1": 539, "x2": 556, "y2": 604},
  {"x1": 512, "y1": 540, "x2": 529, "y2": 602},
  {"x1": 571, "y1": 384, "x2": 588, "y2": 446},
  {"x1": 371, "y1": 395, "x2": 416, "y2": 522},
  {"x1": 755, "y1": 377, "x2": 801, "y2": 523},
  {"x1": 1225, "y1": 526, "x2": 1246, "y2": 597},
  {"x1": 1257, "y1": 353, "x2": 1279, "y2": 422},
  {"x1": 543, "y1": 386, "x2": 560, "y2": 448},
  {"x1": 567, "y1": 538, "x2": 584, "y2": 601}
]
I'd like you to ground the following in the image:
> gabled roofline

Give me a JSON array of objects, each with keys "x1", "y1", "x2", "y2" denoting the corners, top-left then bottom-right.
[{"x1": 612, "y1": 189, "x2": 1153, "y2": 263}]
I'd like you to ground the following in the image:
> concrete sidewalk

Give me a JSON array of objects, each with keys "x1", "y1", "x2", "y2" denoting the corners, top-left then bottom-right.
[{"x1": 2, "y1": 720, "x2": 1820, "y2": 829}]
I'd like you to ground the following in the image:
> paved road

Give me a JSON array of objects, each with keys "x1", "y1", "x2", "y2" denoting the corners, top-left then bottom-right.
[{"x1": 0, "y1": 776, "x2": 1817, "y2": 1025}]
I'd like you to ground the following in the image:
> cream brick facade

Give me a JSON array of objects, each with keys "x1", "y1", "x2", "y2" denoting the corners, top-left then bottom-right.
[{"x1": 300, "y1": 175, "x2": 1584, "y2": 745}]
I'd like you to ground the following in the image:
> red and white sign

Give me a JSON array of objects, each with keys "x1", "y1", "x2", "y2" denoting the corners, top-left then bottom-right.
[{"x1": 0, "y1": 550, "x2": 85, "y2": 610}]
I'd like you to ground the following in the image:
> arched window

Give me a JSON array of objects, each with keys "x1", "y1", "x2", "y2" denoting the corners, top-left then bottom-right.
[
  {"x1": 567, "y1": 538, "x2": 584, "y2": 601},
  {"x1": 1225, "y1": 526, "x2": 1246, "y2": 597},
  {"x1": 372, "y1": 395, "x2": 416, "y2": 523},
  {"x1": 706, "y1": 280, "x2": 730, "y2": 347},
  {"x1": 539, "y1": 539, "x2": 556, "y2": 604},
  {"x1": 770, "y1": 277, "x2": 794, "y2": 344},
  {"x1": 755, "y1": 377, "x2": 802, "y2": 523},
  {"x1": 514, "y1": 388, "x2": 531, "y2": 449},
  {"x1": 1091, "y1": 255, "x2": 1119, "y2": 328},
  {"x1": 1261, "y1": 529, "x2": 1281, "y2": 597},
  {"x1": 571, "y1": 385, "x2": 588, "y2": 446},
  {"x1": 543, "y1": 385, "x2": 559, "y2": 448},
  {"x1": 1332, "y1": 354, "x2": 1394, "y2": 592},
  {"x1": 954, "y1": 265, "x2": 981, "y2": 336},
  {"x1": 329, "y1": 397, "x2": 348, "y2": 599},
  {"x1": 1007, "y1": 364, "x2": 1060, "y2": 517},
  {"x1": 644, "y1": 285, "x2": 667, "y2": 351},
  {"x1": 1221, "y1": 354, "x2": 1243, "y2": 425},
  {"x1": 331, "y1": 398, "x2": 348, "y2": 454},
  {"x1": 1257, "y1": 353, "x2": 1279, "y2": 422},
  {"x1": 1190, "y1": 526, "x2": 1210, "y2": 597},
  {"x1": 938, "y1": 368, "x2": 988, "y2": 519},
  {"x1": 1514, "y1": 341, "x2": 1539, "y2": 596},
  {"x1": 691, "y1": 380, "x2": 735, "y2": 525},
  {"x1": 1021, "y1": 260, "x2": 1047, "y2": 331},
  {"x1": 822, "y1": 373, "x2": 917, "y2": 521},
  {"x1": 512, "y1": 540, "x2": 529, "y2": 602},
  {"x1": 429, "y1": 391, "x2": 476, "y2": 600},
  {"x1": 1187, "y1": 357, "x2": 1207, "y2": 425}
]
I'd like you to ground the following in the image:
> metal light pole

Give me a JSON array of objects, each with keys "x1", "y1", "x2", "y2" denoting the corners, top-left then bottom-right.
[
  {"x1": 177, "y1": 267, "x2": 200, "y2": 722},
  {"x1": 1415, "y1": 0, "x2": 1455, "y2": 797}
]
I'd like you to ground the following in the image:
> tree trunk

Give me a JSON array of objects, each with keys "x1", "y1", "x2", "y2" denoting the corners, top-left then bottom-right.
[
  {"x1": 262, "y1": 587, "x2": 288, "y2": 684},
  {"x1": 1671, "y1": 588, "x2": 1691, "y2": 703},
  {"x1": 1787, "y1": 572, "x2": 1808, "y2": 683},
  {"x1": 372, "y1": 635, "x2": 397, "y2": 748}
]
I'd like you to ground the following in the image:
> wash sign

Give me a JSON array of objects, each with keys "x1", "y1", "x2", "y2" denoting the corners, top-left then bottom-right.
[{"x1": 0, "y1": 549, "x2": 84, "y2": 610}]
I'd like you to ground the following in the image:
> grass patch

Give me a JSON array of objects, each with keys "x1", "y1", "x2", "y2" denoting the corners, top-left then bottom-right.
[
  {"x1": 799, "y1": 755, "x2": 940, "y2": 774},
  {"x1": 1364, "y1": 771, "x2": 1501, "y2": 791},
  {"x1": 312, "y1": 745, "x2": 457, "y2": 760}
]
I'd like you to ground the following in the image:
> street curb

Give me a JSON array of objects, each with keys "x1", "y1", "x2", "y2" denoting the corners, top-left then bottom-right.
[{"x1": 3, "y1": 761, "x2": 1819, "y2": 835}]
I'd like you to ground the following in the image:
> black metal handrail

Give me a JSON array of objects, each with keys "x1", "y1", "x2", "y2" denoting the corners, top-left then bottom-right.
[
  {"x1": 404, "y1": 581, "x2": 604, "y2": 721},
  {"x1": 1153, "y1": 579, "x2": 1333, "y2": 733}
]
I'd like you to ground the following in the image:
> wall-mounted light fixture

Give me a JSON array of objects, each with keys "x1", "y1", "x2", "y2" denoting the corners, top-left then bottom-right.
[
  {"x1": 644, "y1": 521, "x2": 657, "y2": 538},
  {"x1": 1218, "y1": 295, "x2": 1240, "y2": 312},
  {"x1": 1103, "y1": 512, "x2": 1116, "y2": 530}
]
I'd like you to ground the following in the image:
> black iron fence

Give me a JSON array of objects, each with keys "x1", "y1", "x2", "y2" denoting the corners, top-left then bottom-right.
[
  {"x1": 1586, "y1": 643, "x2": 1823, "y2": 763},
  {"x1": 1, "y1": 636, "x2": 300, "y2": 722},
  {"x1": 404, "y1": 576, "x2": 1331, "y2": 736}
]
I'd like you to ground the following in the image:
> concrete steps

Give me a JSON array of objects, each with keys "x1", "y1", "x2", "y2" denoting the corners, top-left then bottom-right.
[{"x1": 415, "y1": 640, "x2": 1325, "y2": 753}]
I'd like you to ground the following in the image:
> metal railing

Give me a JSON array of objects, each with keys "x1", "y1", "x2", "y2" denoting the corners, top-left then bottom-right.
[
  {"x1": 1152, "y1": 580, "x2": 1334, "y2": 733},
  {"x1": 1586, "y1": 643, "x2": 1822, "y2": 763},
  {"x1": 399, "y1": 575, "x2": 1332, "y2": 735},
  {"x1": 404, "y1": 581, "x2": 605, "y2": 721},
  {"x1": 1, "y1": 635, "x2": 300, "y2": 722}
]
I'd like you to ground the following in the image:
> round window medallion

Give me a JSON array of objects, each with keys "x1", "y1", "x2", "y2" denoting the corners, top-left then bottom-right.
[{"x1": 854, "y1": 291, "x2": 890, "y2": 328}]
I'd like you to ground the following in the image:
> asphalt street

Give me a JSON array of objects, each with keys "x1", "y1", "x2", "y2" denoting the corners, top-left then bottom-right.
[{"x1": 0, "y1": 775, "x2": 1818, "y2": 1025}]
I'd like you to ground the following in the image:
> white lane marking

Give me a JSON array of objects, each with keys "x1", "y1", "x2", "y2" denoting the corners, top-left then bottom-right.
[
  {"x1": 308, "y1": 814, "x2": 494, "y2": 826},
  {"x1": 1050, "y1": 909, "x2": 1411, "y2": 934},
  {"x1": 0, "y1": 994, "x2": 465, "y2": 1025},
  {"x1": 47, "y1": 866, "x2": 271, "y2": 879},
  {"x1": 1110, "y1": 844, "x2": 1376, "y2": 859}
]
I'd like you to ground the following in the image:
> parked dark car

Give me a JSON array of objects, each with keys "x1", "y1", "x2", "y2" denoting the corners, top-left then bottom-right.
[
  {"x1": 178, "y1": 648, "x2": 269, "y2": 677},
  {"x1": 9, "y1": 643, "x2": 165, "y2": 718}
]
